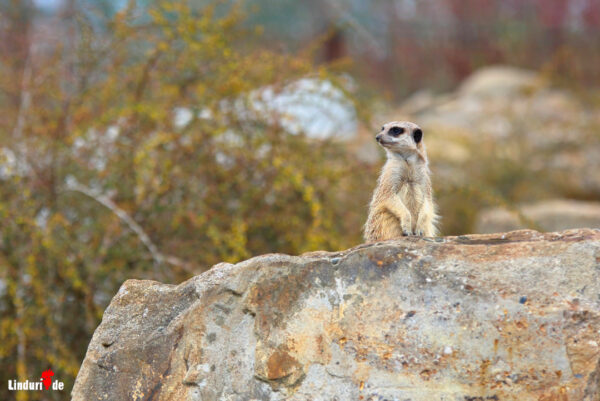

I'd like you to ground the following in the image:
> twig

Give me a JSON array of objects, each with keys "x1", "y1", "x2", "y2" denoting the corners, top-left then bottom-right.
[
  {"x1": 65, "y1": 181, "x2": 196, "y2": 274},
  {"x1": 12, "y1": 52, "x2": 32, "y2": 140},
  {"x1": 323, "y1": 0, "x2": 387, "y2": 59},
  {"x1": 10, "y1": 46, "x2": 33, "y2": 385}
]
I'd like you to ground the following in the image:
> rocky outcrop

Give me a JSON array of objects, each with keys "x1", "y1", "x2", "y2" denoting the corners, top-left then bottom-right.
[
  {"x1": 73, "y1": 229, "x2": 600, "y2": 401},
  {"x1": 393, "y1": 66, "x2": 600, "y2": 196},
  {"x1": 476, "y1": 199, "x2": 600, "y2": 234}
]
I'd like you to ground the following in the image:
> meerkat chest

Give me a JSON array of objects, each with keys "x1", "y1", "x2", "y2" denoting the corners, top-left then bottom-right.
[
  {"x1": 397, "y1": 181, "x2": 424, "y2": 204},
  {"x1": 378, "y1": 162, "x2": 426, "y2": 211},
  {"x1": 395, "y1": 169, "x2": 426, "y2": 213}
]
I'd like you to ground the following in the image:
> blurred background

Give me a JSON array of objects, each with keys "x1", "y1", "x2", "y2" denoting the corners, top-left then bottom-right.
[{"x1": 1, "y1": 0, "x2": 600, "y2": 399}]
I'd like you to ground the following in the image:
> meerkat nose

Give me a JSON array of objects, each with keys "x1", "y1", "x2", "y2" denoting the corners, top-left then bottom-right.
[{"x1": 376, "y1": 134, "x2": 383, "y2": 142}]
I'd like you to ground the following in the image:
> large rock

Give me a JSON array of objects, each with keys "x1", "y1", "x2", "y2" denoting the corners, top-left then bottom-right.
[
  {"x1": 458, "y1": 66, "x2": 540, "y2": 98},
  {"x1": 73, "y1": 229, "x2": 600, "y2": 401},
  {"x1": 393, "y1": 65, "x2": 600, "y2": 195},
  {"x1": 476, "y1": 199, "x2": 600, "y2": 234}
]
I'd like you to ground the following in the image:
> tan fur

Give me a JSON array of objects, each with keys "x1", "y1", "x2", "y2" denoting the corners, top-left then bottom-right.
[{"x1": 364, "y1": 121, "x2": 438, "y2": 242}]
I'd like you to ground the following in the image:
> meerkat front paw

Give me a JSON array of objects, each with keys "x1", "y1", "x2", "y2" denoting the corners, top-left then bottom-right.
[
  {"x1": 414, "y1": 229, "x2": 424, "y2": 236},
  {"x1": 401, "y1": 220, "x2": 413, "y2": 236}
]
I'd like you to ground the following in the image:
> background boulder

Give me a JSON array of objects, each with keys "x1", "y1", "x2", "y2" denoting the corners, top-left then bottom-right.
[
  {"x1": 389, "y1": 66, "x2": 600, "y2": 197},
  {"x1": 476, "y1": 199, "x2": 600, "y2": 234}
]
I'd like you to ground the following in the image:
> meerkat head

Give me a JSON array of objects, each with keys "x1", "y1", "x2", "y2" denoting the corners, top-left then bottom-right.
[{"x1": 375, "y1": 121, "x2": 424, "y2": 156}]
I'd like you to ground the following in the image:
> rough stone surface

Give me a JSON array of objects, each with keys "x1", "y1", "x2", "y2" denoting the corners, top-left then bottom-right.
[
  {"x1": 73, "y1": 229, "x2": 600, "y2": 401},
  {"x1": 477, "y1": 199, "x2": 600, "y2": 234}
]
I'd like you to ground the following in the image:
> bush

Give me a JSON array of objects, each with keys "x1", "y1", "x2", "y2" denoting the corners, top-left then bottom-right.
[{"x1": 0, "y1": 2, "x2": 372, "y2": 398}]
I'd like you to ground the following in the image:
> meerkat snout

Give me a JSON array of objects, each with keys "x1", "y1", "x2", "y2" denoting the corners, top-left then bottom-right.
[{"x1": 364, "y1": 121, "x2": 439, "y2": 241}]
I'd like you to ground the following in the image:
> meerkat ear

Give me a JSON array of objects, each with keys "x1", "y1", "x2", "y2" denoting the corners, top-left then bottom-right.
[{"x1": 413, "y1": 128, "x2": 423, "y2": 144}]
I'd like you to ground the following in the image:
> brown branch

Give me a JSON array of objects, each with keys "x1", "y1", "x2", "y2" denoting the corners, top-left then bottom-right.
[
  {"x1": 134, "y1": 50, "x2": 161, "y2": 101},
  {"x1": 65, "y1": 182, "x2": 196, "y2": 274},
  {"x1": 12, "y1": 50, "x2": 32, "y2": 140},
  {"x1": 323, "y1": 0, "x2": 386, "y2": 59}
]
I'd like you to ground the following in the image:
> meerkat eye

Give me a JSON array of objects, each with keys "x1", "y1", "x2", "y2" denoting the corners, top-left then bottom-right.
[
  {"x1": 389, "y1": 126, "x2": 404, "y2": 136},
  {"x1": 413, "y1": 128, "x2": 423, "y2": 143}
]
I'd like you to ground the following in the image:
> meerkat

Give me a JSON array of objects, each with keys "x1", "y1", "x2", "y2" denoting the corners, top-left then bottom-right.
[{"x1": 364, "y1": 121, "x2": 438, "y2": 242}]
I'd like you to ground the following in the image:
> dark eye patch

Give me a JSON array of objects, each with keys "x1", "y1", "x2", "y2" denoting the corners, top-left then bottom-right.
[
  {"x1": 413, "y1": 128, "x2": 423, "y2": 143},
  {"x1": 389, "y1": 126, "x2": 404, "y2": 136}
]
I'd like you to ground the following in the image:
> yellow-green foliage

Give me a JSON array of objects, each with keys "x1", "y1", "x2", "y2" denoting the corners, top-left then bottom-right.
[{"x1": 0, "y1": 2, "x2": 372, "y2": 399}]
